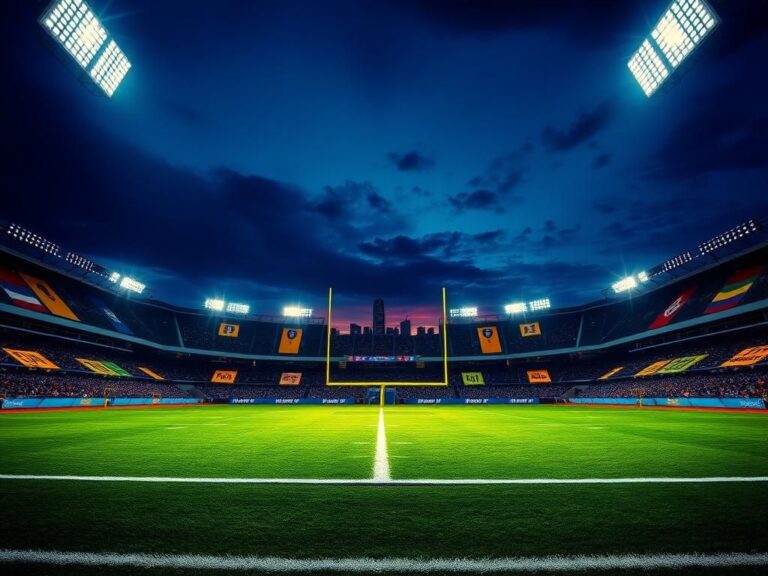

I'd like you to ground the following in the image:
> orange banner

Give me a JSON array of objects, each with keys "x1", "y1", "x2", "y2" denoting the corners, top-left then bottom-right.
[
  {"x1": 721, "y1": 346, "x2": 768, "y2": 367},
  {"x1": 279, "y1": 372, "x2": 302, "y2": 385},
  {"x1": 211, "y1": 370, "x2": 237, "y2": 383},
  {"x1": 19, "y1": 273, "x2": 80, "y2": 321},
  {"x1": 218, "y1": 323, "x2": 240, "y2": 337},
  {"x1": 3, "y1": 348, "x2": 59, "y2": 370},
  {"x1": 519, "y1": 322, "x2": 541, "y2": 337},
  {"x1": 527, "y1": 369, "x2": 552, "y2": 383},
  {"x1": 278, "y1": 328, "x2": 303, "y2": 354},
  {"x1": 477, "y1": 326, "x2": 502, "y2": 354},
  {"x1": 598, "y1": 367, "x2": 623, "y2": 380},
  {"x1": 138, "y1": 367, "x2": 165, "y2": 380}
]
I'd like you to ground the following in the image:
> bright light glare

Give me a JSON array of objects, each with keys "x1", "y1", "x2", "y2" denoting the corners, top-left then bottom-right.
[
  {"x1": 40, "y1": 0, "x2": 107, "y2": 69},
  {"x1": 119, "y1": 277, "x2": 145, "y2": 294},
  {"x1": 449, "y1": 307, "x2": 477, "y2": 318},
  {"x1": 612, "y1": 277, "x2": 638, "y2": 294},
  {"x1": 225, "y1": 302, "x2": 250, "y2": 314},
  {"x1": 651, "y1": 0, "x2": 718, "y2": 68},
  {"x1": 504, "y1": 303, "x2": 528, "y2": 314},
  {"x1": 204, "y1": 298, "x2": 225, "y2": 311},
  {"x1": 283, "y1": 306, "x2": 312, "y2": 318},
  {"x1": 108, "y1": 272, "x2": 121, "y2": 283},
  {"x1": 528, "y1": 298, "x2": 551, "y2": 312}
]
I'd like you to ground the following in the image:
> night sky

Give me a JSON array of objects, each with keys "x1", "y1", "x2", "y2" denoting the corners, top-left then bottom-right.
[{"x1": 2, "y1": 0, "x2": 767, "y2": 328}]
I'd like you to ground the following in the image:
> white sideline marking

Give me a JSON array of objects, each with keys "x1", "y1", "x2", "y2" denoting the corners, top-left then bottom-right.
[
  {"x1": 1, "y1": 550, "x2": 766, "y2": 572},
  {"x1": 1, "y1": 474, "x2": 766, "y2": 485},
  {"x1": 373, "y1": 408, "x2": 391, "y2": 481}
]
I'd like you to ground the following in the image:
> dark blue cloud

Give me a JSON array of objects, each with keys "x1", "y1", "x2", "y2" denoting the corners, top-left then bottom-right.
[
  {"x1": 387, "y1": 151, "x2": 434, "y2": 171},
  {"x1": 542, "y1": 101, "x2": 615, "y2": 152}
]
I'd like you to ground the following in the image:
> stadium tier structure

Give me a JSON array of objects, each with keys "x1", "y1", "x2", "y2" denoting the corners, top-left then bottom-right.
[{"x1": 0, "y1": 239, "x2": 766, "y2": 410}]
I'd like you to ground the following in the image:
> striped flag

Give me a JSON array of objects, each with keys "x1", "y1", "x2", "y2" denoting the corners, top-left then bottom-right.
[
  {"x1": 0, "y1": 269, "x2": 48, "y2": 314},
  {"x1": 705, "y1": 266, "x2": 763, "y2": 315}
]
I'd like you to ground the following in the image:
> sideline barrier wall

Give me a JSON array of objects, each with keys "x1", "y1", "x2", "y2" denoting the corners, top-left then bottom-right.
[
  {"x1": 229, "y1": 398, "x2": 356, "y2": 405},
  {"x1": 568, "y1": 397, "x2": 765, "y2": 409},
  {"x1": 404, "y1": 398, "x2": 540, "y2": 405},
  {"x1": 2, "y1": 397, "x2": 202, "y2": 409}
]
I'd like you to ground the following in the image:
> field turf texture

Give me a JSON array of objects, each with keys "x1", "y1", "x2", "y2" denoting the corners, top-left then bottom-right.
[{"x1": 0, "y1": 404, "x2": 766, "y2": 575}]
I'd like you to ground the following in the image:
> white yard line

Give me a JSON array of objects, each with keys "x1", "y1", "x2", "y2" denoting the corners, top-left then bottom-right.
[
  {"x1": 0, "y1": 474, "x2": 766, "y2": 485},
  {"x1": 0, "y1": 549, "x2": 766, "y2": 572},
  {"x1": 373, "y1": 408, "x2": 391, "y2": 482}
]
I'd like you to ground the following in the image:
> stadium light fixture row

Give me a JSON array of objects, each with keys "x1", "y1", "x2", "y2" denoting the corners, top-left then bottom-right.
[
  {"x1": 6, "y1": 223, "x2": 61, "y2": 256},
  {"x1": 528, "y1": 298, "x2": 551, "y2": 312},
  {"x1": 662, "y1": 251, "x2": 694, "y2": 272},
  {"x1": 504, "y1": 302, "x2": 528, "y2": 315},
  {"x1": 627, "y1": 0, "x2": 719, "y2": 97},
  {"x1": 698, "y1": 219, "x2": 761, "y2": 255},
  {"x1": 204, "y1": 298, "x2": 225, "y2": 312},
  {"x1": 225, "y1": 302, "x2": 250, "y2": 314},
  {"x1": 449, "y1": 307, "x2": 478, "y2": 319},
  {"x1": 283, "y1": 306, "x2": 313, "y2": 318},
  {"x1": 39, "y1": 0, "x2": 131, "y2": 97}
]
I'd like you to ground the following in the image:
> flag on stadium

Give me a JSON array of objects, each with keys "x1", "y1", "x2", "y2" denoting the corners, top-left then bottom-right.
[
  {"x1": 598, "y1": 366, "x2": 623, "y2": 380},
  {"x1": 705, "y1": 266, "x2": 764, "y2": 315},
  {"x1": 278, "y1": 328, "x2": 303, "y2": 354},
  {"x1": 2, "y1": 348, "x2": 59, "y2": 370},
  {"x1": 526, "y1": 369, "x2": 551, "y2": 383},
  {"x1": 657, "y1": 355, "x2": 708, "y2": 374},
  {"x1": 461, "y1": 372, "x2": 485, "y2": 385},
  {"x1": 101, "y1": 361, "x2": 131, "y2": 376},
  {"x1": 635, "y1": 360, "x2": 671, "y2": 377},
  {"x1": 76, "y1": 358, "x2": 118, "y2": 375},
  {"x1": 477, "y1": 326, "x2": 502, "y2": 354},
  {"x1": 0, "y1": 269, "x2": 48, "y2": 314},
  {"x1": 519, "y1": 322, "x2": 541, "y2": 337},
  {"x1": 279, "y1": 372, "x2": 302, "y2": 385},
  {"x1": 19, "y1": 272, "x2": 79, "y2": 321},
  {"x1": 649, "y1": 287, "x2": 696, "y2": 329},
  {"x1": 211, "y1": 370, "x2": 237, "y2": 383},
  {"x1": 721, "y1": 346, "x2": 768, "y2": 367},
  {"x1": 218, "y1": 323, "x2": 240, "y2": 338},
  {"x1": 138, "y1": 366, "x2": 165, "y2": 380},
  {"x1": 90, "y1": 295, "x2": 132, "y2": 335}
]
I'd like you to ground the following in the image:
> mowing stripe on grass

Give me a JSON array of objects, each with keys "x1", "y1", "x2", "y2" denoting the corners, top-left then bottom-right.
[
  {"x1": 0, "y1": 550, "x2": 766, "y2": 572},
  {"x1": 373, "y1": 408, "x2": 391, "y2": 481},
  {"x1": 1, "y1": 474, "x2": 767, "y2": 485}
]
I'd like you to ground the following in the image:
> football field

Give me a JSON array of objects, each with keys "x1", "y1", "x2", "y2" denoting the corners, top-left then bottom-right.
[{"x1": 0, "y1": 404, "x2": 767, "y2": 575}]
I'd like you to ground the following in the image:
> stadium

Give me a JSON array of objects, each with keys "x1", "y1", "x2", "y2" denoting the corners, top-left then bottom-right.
[{"x1": 1, "y1": 0, "x2": 767, "y2": 575}]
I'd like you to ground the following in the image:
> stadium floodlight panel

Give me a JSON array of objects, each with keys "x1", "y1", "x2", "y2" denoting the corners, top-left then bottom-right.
[
  {"x1": 283, "y1": 306, "x2": 312, "y2": 318},
  {"x1": 119, "y1": 276, "x2": 145, "y2": 294},
  {"x1": 204, "y1": 298, "x2": 225, "y2": 311},
  {"x1": 40, "y1": 0, "x2": 107, "y2": 70},
  {"x1": 698, "y1": 219, "x2": 761, "y2": 255},
  {"x1": 651, "y1": 0, "x2": 719, "y2": 69},
  {"x1": 89, "y1": 39, "x2": 131, "y2": 97},
  {"x1": 612, "y1": 276, "x2": 639, "y2": 294},
  {"x1": 39, "y1": 0, "x2": 132, "y2": 97},
  {"x1": 108, "y1": 272, "x2": 121, "y2": 283},
  {"x1": 638, "y1": 271, "x2": 650, "y2": 283},
  {"x1": 628, "y1": 40, "x2": 669, "y2": 97},
  {"x1": 449, "y1": 307, "x2": 477, "y2": 318},
  {"x1": 225, "y1": 302, "x2": 250, "y2": 314},
  {"x1": 528, "y1": 298, "x2": 550, "y2": 312},
  {"x1": 504, "y1": 302, "x2": 528, "y2": 314}
]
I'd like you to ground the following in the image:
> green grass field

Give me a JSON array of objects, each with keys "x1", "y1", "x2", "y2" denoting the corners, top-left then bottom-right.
[{"x1": 0, "y1": 404, "x2": 767, "y2": 575}]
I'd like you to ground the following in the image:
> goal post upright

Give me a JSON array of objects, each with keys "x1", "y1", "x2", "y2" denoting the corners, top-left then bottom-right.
[{"x1": 325, "y1": 286, "x2": 449, "y2": 387}]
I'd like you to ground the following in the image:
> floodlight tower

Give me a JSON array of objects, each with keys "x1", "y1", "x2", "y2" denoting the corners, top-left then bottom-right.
[
  {"x1": 628, "y1": 0, "x2": 719, "y2": 96},
  {"x1": 38, "y1": 0, "x2": 132, "y2": 97}
]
